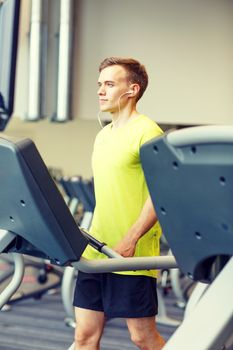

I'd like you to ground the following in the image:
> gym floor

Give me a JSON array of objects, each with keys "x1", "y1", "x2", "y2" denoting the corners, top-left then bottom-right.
[{"x1": 0, "y1": 286, "x2": 183, "y2": 350}]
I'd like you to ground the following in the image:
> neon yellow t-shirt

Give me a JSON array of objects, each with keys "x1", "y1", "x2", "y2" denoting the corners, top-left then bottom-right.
[{"x1": 83, "y1": 114, "x2": 163, "y2": 277}]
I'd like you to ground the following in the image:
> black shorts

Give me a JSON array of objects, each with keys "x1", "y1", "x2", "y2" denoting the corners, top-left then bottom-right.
[{"x1": 73, "y1": 271, "x2": 158, "y2": 318}]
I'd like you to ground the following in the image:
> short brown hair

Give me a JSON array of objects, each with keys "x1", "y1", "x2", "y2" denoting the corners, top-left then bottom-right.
[{"x1": 99, "y1": 57, "x2": 148, "y2": 101}]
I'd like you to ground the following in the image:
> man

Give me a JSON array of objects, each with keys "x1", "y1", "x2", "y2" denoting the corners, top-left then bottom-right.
[{"x1": 73, "y1": 57, "x2": 165, "y2": 349}]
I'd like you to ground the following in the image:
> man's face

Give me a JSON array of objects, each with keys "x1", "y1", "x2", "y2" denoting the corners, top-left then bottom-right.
[{"x1": 97, "y1": 65, "x2": 131, "y2": 113}]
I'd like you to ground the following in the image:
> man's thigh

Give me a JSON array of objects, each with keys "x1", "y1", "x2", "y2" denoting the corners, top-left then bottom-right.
[{"x1": 74, "y1": 307, "x2": 105, "y2": 335}]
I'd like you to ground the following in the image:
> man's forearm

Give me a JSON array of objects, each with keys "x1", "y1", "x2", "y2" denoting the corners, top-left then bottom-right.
[
  {"x1": 128, "y1": 196, "x2": 158, "y2": 243},
  {"x1": 114, "y1": 196, "x2": 157, "y2": 257}
]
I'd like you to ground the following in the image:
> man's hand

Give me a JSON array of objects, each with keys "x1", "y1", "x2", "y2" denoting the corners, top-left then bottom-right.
[{"x1": 113, "y1": 233, "x2": 137, "y2": 257}]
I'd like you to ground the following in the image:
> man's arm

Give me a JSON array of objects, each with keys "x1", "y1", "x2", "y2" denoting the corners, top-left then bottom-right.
[{"x1": 114, "y1": 196, "x2": 158, "y2": 257}]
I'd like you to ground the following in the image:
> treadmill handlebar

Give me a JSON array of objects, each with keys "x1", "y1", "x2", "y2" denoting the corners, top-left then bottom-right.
[
  {"x1": 80, "y1": 228, "x2": 106, "y2": 252},
  {"x1": 73, "y1": 255, "x2": 178, "y2": 273},
  {"x1": 80, "y1": 228, "x2": 122, "y2": 258}
]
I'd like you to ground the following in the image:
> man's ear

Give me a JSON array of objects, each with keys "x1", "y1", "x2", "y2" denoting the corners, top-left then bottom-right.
[{"x1": 129, "y1": 84, "x2": 140, "y2": 98}]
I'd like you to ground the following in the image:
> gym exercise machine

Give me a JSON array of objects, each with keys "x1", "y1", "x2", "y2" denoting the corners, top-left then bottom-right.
[
  {"x1": 140, "y1": 124, "x2": 233, "y2": 349},
  {"x1": 0, "y1": 125, "x2": 232, "y2": 350}
]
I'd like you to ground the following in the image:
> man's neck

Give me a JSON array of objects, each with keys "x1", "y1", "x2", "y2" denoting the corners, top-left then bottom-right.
[{"x1": 111, "y1": 107, "x2": 139, "y2": 129}]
